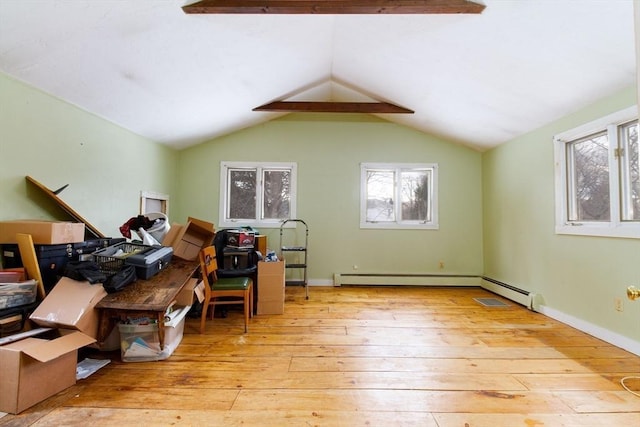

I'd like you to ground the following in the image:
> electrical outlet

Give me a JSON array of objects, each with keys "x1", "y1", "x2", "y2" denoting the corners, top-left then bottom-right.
[{"x1": 614, "y1": 297, "x2": 624, "y2": 312}]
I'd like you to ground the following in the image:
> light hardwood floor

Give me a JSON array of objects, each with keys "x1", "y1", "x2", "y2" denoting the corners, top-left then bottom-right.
[{"x1": 2, "y1": 286, "x2": 639, "y2": 426}]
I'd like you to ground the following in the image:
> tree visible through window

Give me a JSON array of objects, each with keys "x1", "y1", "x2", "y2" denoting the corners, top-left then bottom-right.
[
  {"x1": 361, "y1": 163, "x2": 438, "y2": 229},
  {"x1": 620, "y1": 121, "x2": 640, "y2": 221},
  {"x1": 220, "y1": 162, "x2": 296, "y2": 228},
  {"x1": 567, "y1": 132, "x2": 610, "y2": 222},
  {"x1": 554, "y1": 106, "x2": 639, "y2": 239},
  {"x1": 228, "y1": 169, "x2": 257, "y2": 220}
]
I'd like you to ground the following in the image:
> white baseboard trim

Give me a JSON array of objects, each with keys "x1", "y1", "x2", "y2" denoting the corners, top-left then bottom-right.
[
  {"x1": 537, "y1": 304, "x2": 640, "y2": 356},
  {"x1": 308, "y1": 279, "x2": 334, "y2": 286},
  {"x1": 333, "y1": 273, "x2": 481, "y2": 287}
]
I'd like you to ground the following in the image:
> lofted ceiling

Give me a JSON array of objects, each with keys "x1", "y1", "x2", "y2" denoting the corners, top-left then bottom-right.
[{"x1": 0, "y1": 0, "x2": 637, "y2": 151}]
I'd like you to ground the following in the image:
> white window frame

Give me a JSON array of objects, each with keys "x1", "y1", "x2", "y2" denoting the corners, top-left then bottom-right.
[
  {"x1": 360, "y1": 162, "x2": 439, "y2": 230},
  {"x1": 554, "y1": 105, "x2": 639, "y2": 239},
  {"x1": 219, "y1": 161, "x2": 297, "y2": 229}
]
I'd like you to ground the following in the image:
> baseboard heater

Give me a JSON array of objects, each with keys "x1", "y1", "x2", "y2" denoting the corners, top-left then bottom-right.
[
  {"x1": 481, "y1": 276, "x2": 539, "y2": 310},
  {"x1": 334, "y1": 273, "x2": 539, "y2": 310},
  {"x1": 333, "y1": 273, "x2": 481, "y2": 287}
]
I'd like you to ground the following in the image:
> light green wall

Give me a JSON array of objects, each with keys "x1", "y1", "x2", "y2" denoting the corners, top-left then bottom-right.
[
  {"x1": 482, "y1": 85, "x2": 640, "y2": 342},
  {"x1": 0, "y1": 72, "x2": 178, "y2": 240},
  {"x1": 175, "y1": 113, "x2": 484, "y2": 282}
]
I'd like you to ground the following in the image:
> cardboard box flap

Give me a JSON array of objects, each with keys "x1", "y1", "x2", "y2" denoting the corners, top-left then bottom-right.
[
  {"x1": 183, "y1": 220, "x2": 215, "y2": 240},
  {"x1": 163, "y1": 218, "x2": 215, "y2": 261},
  {"x1": 162, "y1": 218, "x2": 214, "y2": 246},
  {"x1": 161, "y1": 223, "x2": 182, "y2": 247},
  {"x1": 186, "y1": 217, "x2": 215, "y2": 232},
  {"x1": 20, "y1": 332, "x2": 95, "y2": 363},
  {"x1": 29, "y1": 277, "x2": 107, "y2": 337}
]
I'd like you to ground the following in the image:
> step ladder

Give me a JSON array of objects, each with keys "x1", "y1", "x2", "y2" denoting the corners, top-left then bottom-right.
[{"x1": 279, "y1": 219, "x2": 309, "y2": 300}]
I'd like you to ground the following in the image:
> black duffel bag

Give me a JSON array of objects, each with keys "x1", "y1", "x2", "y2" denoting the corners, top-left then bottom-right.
[
  {"x1": 103, "y1": 265, "x2": 137, "y2": 294},
  {"x1": 63, "y1": 260, "x2": 107, "y2": 284}
]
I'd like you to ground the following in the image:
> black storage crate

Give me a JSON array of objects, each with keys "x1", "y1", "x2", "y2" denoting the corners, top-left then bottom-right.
[
  {"x1": 93, "y1": 242, "x2": 173, "y2": 279},
  {"x1": 92, "y1": 242, "x2": 152, "y2": 274}
]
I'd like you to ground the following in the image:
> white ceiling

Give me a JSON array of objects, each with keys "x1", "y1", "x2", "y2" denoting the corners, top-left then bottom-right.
[{"x1": 0, "y1": 0, "x2": 637, "y2": 151}]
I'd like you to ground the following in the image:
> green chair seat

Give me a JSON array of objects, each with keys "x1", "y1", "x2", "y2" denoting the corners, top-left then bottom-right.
[{"x1": 212, "y1": 276, "x2": 251, "y2": 291}]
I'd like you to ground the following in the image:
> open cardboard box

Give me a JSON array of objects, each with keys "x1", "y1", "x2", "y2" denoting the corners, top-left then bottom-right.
[
  {"x1": 162, "y1": 217, "x2": 215, "y2": 261},
  {"x1": 30, "y1": 277, "x2": 107, "y2": 339},
  {"x1": 0, "y1": 329, "x2": 95, "y2": 414}
]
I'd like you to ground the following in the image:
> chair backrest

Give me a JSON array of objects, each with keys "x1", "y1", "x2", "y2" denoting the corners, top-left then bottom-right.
[{"x1": 199, "y1": 246, "x2": 219, "y2": 283}]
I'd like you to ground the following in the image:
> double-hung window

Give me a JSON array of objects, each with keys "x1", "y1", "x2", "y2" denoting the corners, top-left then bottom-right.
[
  {"x1": 360, "y1": 163, "x2": 438, "y2": 229},
  {"x1": 219, "y1": 162, "x2": 297, "y2": 228},
  {"x1": 554, "y1": 106, "x2": 639, "y2": 238}
]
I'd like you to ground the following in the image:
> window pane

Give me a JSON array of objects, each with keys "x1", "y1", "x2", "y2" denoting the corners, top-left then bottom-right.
[
  {"x1": 620, "y1": 121, "x2": 640, "y2": 221},
  {"x1": 228, "y1": 169, "x2": 256, "y2": 219},
  {"x1": 366, "y1": 170, "x2": 395, "y2": 222},
  {"x1": 401, "y1": 170, "x2": 430, "y2": 221},
  {"x1": 263, "y1": 169, "x2": 290, "y2": 219},
  {"x1": 567, "y1": 133, "x2": 610, "y2": 221}
]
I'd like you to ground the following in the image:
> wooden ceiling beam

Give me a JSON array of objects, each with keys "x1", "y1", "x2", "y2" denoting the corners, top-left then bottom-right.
[
  {"x1": 183, "y1": 1, "x2": 486, "y2": 15},
  {"x1": 253, "y1": 101, "x2": 414, "y2": 114}
]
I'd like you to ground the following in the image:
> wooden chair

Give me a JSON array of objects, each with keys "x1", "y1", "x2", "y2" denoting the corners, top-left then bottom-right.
[{"x1": 198, "y1": 245, "x2": 253, "y2": 334}]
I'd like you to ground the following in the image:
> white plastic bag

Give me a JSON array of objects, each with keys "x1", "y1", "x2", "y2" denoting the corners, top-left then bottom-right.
[{"x1": 138, "y1": 227, "x2": 161, "y2": 246}]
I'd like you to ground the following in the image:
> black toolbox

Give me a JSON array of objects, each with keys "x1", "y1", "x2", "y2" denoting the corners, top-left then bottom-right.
[
  {"x1": 0, "y1": 238, "x2": 125, "y2": 293},
  {"x1": 125, "y1": 246, "x2": 173, "y2": 279}
]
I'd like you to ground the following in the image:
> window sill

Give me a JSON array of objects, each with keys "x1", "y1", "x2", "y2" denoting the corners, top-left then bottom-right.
[
  {"x1": 555, "y1": 224, "x2": 640, "y2": 239},
  {"x1": 360, "y1": 222, "x2": 439, "y2": 230}
]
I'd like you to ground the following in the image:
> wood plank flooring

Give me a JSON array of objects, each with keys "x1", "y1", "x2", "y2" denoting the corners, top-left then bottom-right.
[{"x1": 1, "y1": 286, "x2": 639, "y2": 426}]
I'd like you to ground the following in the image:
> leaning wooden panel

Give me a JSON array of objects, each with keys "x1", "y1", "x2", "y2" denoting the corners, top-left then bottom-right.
[{"x1": 15, "y1": 232, "x2": 46, "y2": 298}]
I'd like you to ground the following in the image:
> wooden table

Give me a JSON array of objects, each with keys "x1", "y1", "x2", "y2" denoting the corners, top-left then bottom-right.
[{"x1": 95, "y1": 258, "x2": 199, "y2": 350}]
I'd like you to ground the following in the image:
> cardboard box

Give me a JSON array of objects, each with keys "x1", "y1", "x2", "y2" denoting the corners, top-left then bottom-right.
[
  {"x1": 257, "y1": 300, "x2": 285, "y2": 315},
  {"x1": 175, "y1": 278, "x2": 204, "y2": 306},
  {"x1": 162, "y1": 218, "x2": 215, "y2": 261},
  {"x1": 0, "y1": 330, "x2": 95, "y2": 414},
  {"x1": 30, "y1": 277, "x2": 107, "y2": 338},
  {"x1": 0, "y1": 220, "x2": 84, "y2": 244},
  {"x1": 257, "y1": 261, "x2": 285, "y2": 315},
  {"x1": 259, "y1": 260, "x2": 285, "y2": 277}
]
